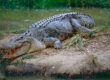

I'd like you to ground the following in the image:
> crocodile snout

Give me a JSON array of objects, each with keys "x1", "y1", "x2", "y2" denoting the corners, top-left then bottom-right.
[
  {"x1": 0, "y1": 42, "x2": 31, "y2": 60},
  {"x1": 0, "y1": 38, "x2": 46, "y2": 60}
]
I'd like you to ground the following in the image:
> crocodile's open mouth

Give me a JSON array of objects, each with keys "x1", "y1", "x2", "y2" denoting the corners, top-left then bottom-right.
[
  {"x1": 0, "y1": 37, "x2": 46, "y2": 60},
  {"x1": 0, "y1": 42, "x2": 31, "y2": 60},
  {"x1": 3, "y1": 43, "x2": 23, "y2": 59}
]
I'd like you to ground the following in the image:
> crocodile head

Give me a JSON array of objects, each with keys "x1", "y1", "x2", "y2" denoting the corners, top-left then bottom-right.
[{"x1": 0, "y1": 35, "x2": 46, "y2": 60}]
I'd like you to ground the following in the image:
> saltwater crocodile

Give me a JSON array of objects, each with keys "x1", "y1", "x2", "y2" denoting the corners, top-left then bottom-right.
[{"x1": 0, "y1": 12, "x2": 95, "y2": 60}]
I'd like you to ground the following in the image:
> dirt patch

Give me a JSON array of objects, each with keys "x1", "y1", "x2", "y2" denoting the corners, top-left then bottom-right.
[{"x1": 1, "y1": 31, "x2": 110, "y2": 76}]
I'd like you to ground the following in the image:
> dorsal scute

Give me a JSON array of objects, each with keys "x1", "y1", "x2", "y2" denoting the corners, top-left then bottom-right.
[{"x1": 29, "y1": 12, "x2": 74, "y2": 29}]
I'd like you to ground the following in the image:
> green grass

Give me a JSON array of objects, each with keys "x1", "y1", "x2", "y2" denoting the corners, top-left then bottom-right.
[{"x1": 0, "y1": 8, "x2": 110, "y2": 34}]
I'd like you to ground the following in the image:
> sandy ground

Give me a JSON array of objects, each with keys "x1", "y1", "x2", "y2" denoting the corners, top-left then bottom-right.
[{"x1": 0, "y1": 31, "x2": 110, "y2": 76}]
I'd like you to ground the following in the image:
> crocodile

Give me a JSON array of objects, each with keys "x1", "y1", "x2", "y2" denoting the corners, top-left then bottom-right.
[{"x1": 0, "y1": 12, "x2": 95, "y2": 60}]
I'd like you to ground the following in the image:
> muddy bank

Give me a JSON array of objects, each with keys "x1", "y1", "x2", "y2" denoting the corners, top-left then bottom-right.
[{"x1": 1, "y1": 32, "x2": 110, "y2": 76}]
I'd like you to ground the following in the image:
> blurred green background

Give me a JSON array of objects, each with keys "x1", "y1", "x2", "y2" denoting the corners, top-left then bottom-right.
[{"x1": 0, "y1": 0, "x2": 110, "y2": 9}]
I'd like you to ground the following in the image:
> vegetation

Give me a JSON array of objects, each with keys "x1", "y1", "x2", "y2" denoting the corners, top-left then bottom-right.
[
  {"x1": 0, "y1": 8, "x2": 110, "y2": 34},
  {"x1": 0, "y1": 0, "x2": 110, "y2": 9}
]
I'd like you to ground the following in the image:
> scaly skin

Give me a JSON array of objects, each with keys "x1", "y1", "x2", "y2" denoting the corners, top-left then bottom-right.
[{"x1": 0, "y1": 12, "x2": 95, "y2": 60}]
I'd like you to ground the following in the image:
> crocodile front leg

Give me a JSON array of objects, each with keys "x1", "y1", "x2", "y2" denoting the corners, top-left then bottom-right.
[
  {"x1": 71, "y1": 19, "x2": 92, "y2": 33},
  {"x1": 43, "y1": 37, "x2": 62, "y2": 49}
]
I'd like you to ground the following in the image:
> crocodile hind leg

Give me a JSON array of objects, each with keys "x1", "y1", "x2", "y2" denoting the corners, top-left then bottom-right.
[
  {"x1": 71, "y1": 19, "x2": 92, "y2": 33},
  {"x1": 43, "y1": 37, "x2": 62, "y2": 49}
]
